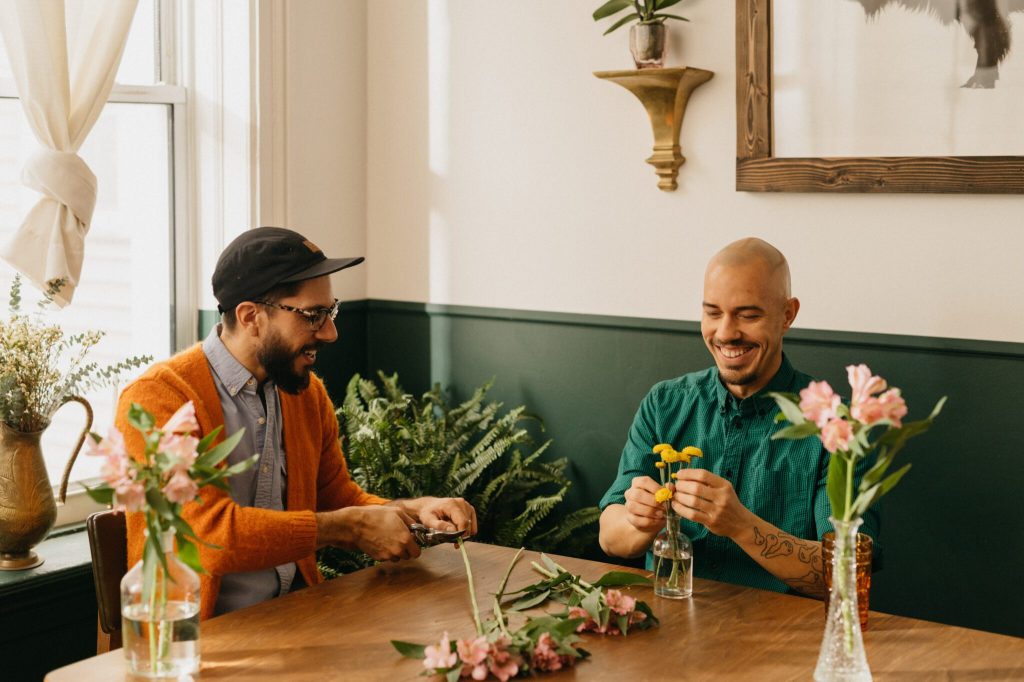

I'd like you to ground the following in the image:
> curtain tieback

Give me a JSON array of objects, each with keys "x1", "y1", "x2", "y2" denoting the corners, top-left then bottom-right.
[{"x1": 21, "y1": 148, "x2": 98, "y2": 227}]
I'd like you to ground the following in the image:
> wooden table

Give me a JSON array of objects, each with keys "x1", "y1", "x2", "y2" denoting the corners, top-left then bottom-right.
[{"x1": 46, "y1": 543, "x2": 1024, "y2": 681}]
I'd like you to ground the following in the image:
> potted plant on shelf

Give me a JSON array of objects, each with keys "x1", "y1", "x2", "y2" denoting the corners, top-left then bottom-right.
[{"x1": 593, "y1": 0, "x2": 689, "y2": 69}]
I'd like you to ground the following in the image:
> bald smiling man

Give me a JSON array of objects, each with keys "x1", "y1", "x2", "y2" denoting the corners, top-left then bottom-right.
[{"x1": 598, "y1": 238, "x2": 879, "y2": 598}]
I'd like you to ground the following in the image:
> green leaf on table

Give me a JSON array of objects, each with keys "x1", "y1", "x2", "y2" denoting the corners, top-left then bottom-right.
[
  {"x1": 581, "y1": 587, "x2": 604, "y2": 626},
  {"x1": 509, "y1": 589, "x2": 551, "y2": 611},
  {"x1": 446, "y1": 668, "x2": 461, "y2": 682},
  {"x1": 593, "y1": 571, "x2": 652, "y2": 587},
  {"x1": 633, "y1": 599, "x2": 659, "y2": 628},
  {"x1": 616, "y1": 613, "x2": 630, "y2": 636},
  {"x1": 390, "y1": 640, "x2": 426, "y2": 659}
]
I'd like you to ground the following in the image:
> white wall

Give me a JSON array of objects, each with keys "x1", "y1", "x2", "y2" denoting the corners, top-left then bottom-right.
[
  {"x1": 273, "y1": 0, "x2": 368, "y2": 302},
  {"x1": 362, "y1": 0, "x2": 1024, "y2": 344}
]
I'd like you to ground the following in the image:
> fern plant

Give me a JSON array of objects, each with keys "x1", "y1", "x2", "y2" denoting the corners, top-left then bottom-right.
[{"x1": 318, "y1": 372, "x2": 600, "y2": 578}]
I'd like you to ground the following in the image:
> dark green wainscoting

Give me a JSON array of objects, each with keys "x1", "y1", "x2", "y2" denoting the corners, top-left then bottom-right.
[
  {"x1": 0, "y1": 529, "x2": 97, "y2": 681},
  {"x1": 310, "y1": 299, "x2": 1024, "y2": 638}
]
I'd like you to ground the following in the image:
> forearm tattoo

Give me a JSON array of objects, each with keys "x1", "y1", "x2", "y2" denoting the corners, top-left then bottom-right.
[{"x1": 753, "y1": 526, "x2": 826, "y2": 597}]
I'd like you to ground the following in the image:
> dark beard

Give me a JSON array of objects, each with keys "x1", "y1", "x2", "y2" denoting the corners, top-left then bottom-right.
[{"x1": 257, "y1": 335, "x2": 319, "y2": 395}]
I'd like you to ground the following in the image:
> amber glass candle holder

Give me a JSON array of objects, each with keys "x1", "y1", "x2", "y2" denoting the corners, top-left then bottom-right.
[{"x1": 822, "y1": 531, "x2": 873, "y2": 629}]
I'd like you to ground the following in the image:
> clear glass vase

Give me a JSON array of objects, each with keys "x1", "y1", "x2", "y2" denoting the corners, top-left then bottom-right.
[
  {"x1": 652, "y1": 520, "x2": 692, "y2": 599},
  {"x1": 815, "y1": 517, "x2": 871, "y2": 682},
  {"x1": 121, "y1": 529, "x2": 201, "y2": 678}
]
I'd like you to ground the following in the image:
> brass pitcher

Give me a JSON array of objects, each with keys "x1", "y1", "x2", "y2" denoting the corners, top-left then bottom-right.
[{"x1": 0, "y1": 396, "x2": 93, "y2": 570}]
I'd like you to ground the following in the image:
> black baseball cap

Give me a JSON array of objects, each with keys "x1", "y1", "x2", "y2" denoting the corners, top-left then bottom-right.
[{"x1": 212, "y1": 227, "x2": 364, "y2": 313}]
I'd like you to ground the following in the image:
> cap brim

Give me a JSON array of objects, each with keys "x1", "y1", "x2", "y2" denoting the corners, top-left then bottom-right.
[{"x1": 279, "y1": 256, "x2": 365, "y2": 283}]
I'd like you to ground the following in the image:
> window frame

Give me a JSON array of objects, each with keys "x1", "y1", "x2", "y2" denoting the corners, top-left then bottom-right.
[{"x1": 0, "y1": 0, "x2": 194, "y2": 526}]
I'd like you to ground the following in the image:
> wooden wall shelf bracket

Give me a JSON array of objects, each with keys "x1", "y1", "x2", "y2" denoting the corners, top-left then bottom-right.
[{"x1": 594, "y1": 67, "x2": 714, "y2": 191}]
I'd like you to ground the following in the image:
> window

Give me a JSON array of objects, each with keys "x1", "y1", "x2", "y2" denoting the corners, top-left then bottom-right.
[{"x1": 0, "y1": 0, "x2": 189, "y2": 522}]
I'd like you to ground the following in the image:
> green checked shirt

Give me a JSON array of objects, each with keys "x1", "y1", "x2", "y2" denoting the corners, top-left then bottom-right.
[{"x1": 599, "y1": 354, "x2": 880, "y2": 595}]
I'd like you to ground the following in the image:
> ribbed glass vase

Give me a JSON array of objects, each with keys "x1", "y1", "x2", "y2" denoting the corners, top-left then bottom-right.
[{"x1": 814, "y1": 517, "x2": 871, "y2": 682}]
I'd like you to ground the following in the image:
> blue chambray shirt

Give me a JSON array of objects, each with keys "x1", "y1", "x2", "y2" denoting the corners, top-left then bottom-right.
[{"x1": 203, "y1": 326, "x2": 304, "y2": 615}]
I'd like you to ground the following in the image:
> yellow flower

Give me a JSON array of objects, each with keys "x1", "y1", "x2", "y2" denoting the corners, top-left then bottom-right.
[
  {"x1": 655, "y1": 461, "x2": 666, "y2": 469},
  {"x1": 679, "y1": 445, "x2": 703, "y2": 465},
  {"x1": 654, "y1": 487, "x2": 673, "y2": 504}
]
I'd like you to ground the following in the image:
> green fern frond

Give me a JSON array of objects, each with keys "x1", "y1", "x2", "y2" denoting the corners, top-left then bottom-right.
[{"x1": 495, "y1": 486, "x2": 568, "y2": 547}]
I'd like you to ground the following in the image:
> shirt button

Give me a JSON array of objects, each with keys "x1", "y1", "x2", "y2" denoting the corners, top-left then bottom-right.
[
  {"x1": 229, "y1": 387, "x2": 238, "y2": 396},
  {"x1": 725, "y1": 469, "x2": 733, "y2": 478},
  {"x1": 258, "y1": 417, "x2": 266, "y2": 425},
  {"x1": 732, "y1": 416, "x2": 742, "y2": 429},
  {"x1": 262, "y1": 464, "x2": 270, "y2": 474},
  {"x1": 711, "y1": 562, "x2": 720, "y2": 571},
  {"x1": 246, "y1": 378, "x2": 255, "y2": 387}
]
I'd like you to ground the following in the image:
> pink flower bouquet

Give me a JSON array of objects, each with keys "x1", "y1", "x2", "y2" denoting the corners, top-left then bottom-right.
[
  {"x1": 84, "y1": 401, "x2": 255, "y2": 572},
  {"x1": 769, "y1": 364, "x2": 945, "y2": 522}
]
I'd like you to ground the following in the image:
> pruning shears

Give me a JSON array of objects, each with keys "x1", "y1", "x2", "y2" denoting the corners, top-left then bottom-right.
[{"x1": 409, "y1": 523, "x2": 466, "y2": 547}]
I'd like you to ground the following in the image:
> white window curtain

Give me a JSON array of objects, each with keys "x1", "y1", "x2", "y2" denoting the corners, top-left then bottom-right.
[{"x1": 0, "y1": 0, "x2": 138, "y2": 306}]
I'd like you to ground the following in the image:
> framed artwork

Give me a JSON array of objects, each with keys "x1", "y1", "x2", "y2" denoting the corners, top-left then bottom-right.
[{"x1": 736, "y1": 0, "x2": 1024, "y2": 193}]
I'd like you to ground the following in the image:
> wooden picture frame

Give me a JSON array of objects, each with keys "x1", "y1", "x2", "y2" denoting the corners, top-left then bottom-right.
[{"x1": 735, "y1": 0, "x2": 1024, "y2": 193}]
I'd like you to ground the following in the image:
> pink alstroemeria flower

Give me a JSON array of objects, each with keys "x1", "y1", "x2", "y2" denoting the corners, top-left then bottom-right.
[
  {"x1": 422, "y1": 631, "x2": 458, "y2": 672},
  {"x1": 847, "y1": 364, "x2": 887, "y2": 407},
  {"x1": 820, "y1": 417, "x2": 854, "y2": 454},
  {"x1": 877, "y1": 388, "x2": 908, "y2": 427},
  {"x1": 161, "y1": 401, "x2": 200, "y2": 435},
  {"x1": 87, "y1": 426, "x2": 128, "y2": 460},
  {"x1": 456, "y1": 636, "x2": 489, "y2": 680},
  {"x1": 163, "y1": 469, "x2": 199, "y2": 504},
  {"x1": 799, "y1": 380, "x2": 840, "y2": 428},
  {"x1": 568, "y1": 606, "x2": 594, "y2": 633},
  {"x1": 487, "y1": 636, "x2": 519, "y2": 681},
  {"x1": 604, "y1": 589, "x2": 636, "y2": 616},
  {"x1": 159, "y1": 433, "x2": 200, "y2": 471},
  {"x1": 115, "y1": 478, "x2": 146, "y2": 512},
  {"x1": 530, "y1": 632, "x2": 563, "y2": 672}
]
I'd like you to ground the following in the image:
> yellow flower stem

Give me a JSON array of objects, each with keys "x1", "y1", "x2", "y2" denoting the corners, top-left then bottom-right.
[{"x1": 458, "y1": 539, "x2": 484, "y2": 636}]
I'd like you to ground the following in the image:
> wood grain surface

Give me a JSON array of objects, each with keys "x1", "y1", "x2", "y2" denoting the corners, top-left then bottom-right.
[{"x1": 47, "y1": 543, "x2": 1024, "y2": 681}]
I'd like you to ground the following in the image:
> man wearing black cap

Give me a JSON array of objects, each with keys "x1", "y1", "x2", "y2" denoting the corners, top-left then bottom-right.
[{"x1": 118, "y1": 227, "x2": 477, "y2": 619}]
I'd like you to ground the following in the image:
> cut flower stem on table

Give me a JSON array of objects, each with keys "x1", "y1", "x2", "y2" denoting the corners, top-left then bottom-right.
[{"x1": 392, "y1": 542, "x2": 659, "y2": 679}]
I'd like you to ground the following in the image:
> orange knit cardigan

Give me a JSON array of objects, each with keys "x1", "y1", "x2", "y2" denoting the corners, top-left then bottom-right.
[{"x1": 118, "y1": 343, "x2": 386, "y2": 620}]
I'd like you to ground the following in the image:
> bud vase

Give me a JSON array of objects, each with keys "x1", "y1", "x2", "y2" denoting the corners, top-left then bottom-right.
[
  {"x1": 121, "y1": 529, "x2": 201, "y2": 678},
  {"x1": 652, "y1": 519, "x2": 692, "y2": 599},
  {"x1": 815, "y1": 517, "x2": 871, "y2": 682}
]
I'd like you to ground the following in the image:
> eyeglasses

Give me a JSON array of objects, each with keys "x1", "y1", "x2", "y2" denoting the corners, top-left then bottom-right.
[{"x1": 254, "y1": 298, "x2": 340, "y2": 331}]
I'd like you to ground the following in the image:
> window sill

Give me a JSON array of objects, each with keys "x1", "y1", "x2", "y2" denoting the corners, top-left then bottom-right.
[{"x1": 0, "y1": 526, "x2": 92, "y2": 598}]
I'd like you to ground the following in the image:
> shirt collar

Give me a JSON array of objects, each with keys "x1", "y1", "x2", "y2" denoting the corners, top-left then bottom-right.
[
  {"x1": 713, "y1": 353, "x2": 796, "y2": 415},
  {"x1": 203, "y1": 325, "x2": 265, "y2": 397}
]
